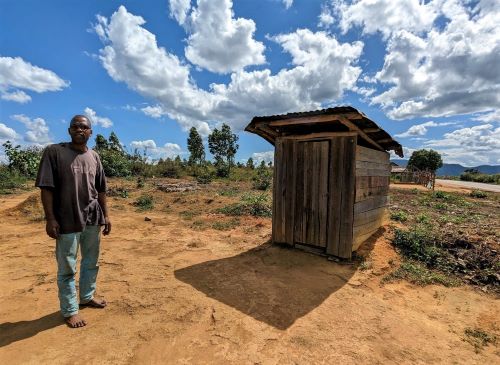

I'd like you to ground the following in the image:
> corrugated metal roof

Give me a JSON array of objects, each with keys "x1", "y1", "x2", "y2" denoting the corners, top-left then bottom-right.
[{"x1": 245, "y1": 106, "x2": 404, "y2": 157}]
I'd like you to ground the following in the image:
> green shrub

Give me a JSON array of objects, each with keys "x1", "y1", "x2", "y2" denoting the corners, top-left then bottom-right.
[
  {"x1": 0, "y1": 165, "x2": 28, "y2": 193},
  {"x1": 433, "y1": 190, "x2": 449, "y2": 199},
  {"x1": 2, "y1": 141, "x2": 42, "y2": 178},
  {"x1": 97, "y1": 149, "x2": 132, "y2": 177},
  {"x1": 252, "y1": 163, "x2": 273, "y2": 190},
  {"x1": 212, "y1": 218, "x2": 240, "y2": 231},
  {"x1": 134, "y1": 194, "x2": 154, "y2": 211},
  {"x1": 392, "y1": 227, "x2": 445, "y2": 267},
  {"x1": 416, "y1": 213, "x2": 430, "y2": 224},
  {"x1": 470, "y1": 190, "x2": 487, "y2": 198},
  {"x1": 218, "y1": 193, "x2": 272, "y2": 217},
  {"x1": 383, "y1": 261, "x2": 458, "y2": 287},
  {"x1": 195, "y1": 165, "x2": 213, "y2": 184},
  {"x1": 390, "y1": 210, "x2": 408, "y2": 222}
]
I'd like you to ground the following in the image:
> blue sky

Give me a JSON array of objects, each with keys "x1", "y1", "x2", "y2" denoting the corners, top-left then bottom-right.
[{"x1": 1, "y1": 0, "x2": 499, "y2": 166}]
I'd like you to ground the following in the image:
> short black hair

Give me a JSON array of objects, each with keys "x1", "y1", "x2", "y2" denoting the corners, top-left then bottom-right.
[{"x1": 70, "y1": 115, "x2": 92, "y2": 127}]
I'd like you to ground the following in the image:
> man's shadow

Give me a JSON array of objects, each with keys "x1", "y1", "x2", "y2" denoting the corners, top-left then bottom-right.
[
  {"x1": 0, "y1": 311, "x2": 63, "y2": 347},
  {"x1": 175, "y1": 242, "x2": 363, "y2": 330}
]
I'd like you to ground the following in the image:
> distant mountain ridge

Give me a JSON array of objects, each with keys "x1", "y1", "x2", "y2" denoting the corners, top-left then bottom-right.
[{"x1": 390, "y1": 159, "x2": 500, "y2": 176}]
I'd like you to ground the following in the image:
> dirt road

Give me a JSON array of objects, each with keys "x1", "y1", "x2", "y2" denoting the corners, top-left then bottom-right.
[
  {"x1": 0, "y1": 186, "x2": 498, "y2": 364},
  {"x1": 436, "y1": 179, "x2": 500, "y2": 193}
]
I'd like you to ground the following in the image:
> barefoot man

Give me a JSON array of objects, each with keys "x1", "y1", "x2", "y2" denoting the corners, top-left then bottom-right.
[{"x1": 36, "y1": 115, "x2": 111, "y2": 328}]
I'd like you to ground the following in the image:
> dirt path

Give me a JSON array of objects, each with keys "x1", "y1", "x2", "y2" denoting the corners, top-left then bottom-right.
[
  {"x1": 436, "y1": 179, "x2": 500, "y2": 193},
  {"x1": 0, "y1": 190, "x2": 498, "y2": 364}
]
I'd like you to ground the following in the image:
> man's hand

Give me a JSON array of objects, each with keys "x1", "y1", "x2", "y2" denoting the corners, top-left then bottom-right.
[
  {"x1": 46, "y1": 219, "x2": 60, "y2": 239},
  {"x1": 103, "y1": 217, "x2": 112, "y2": 236}
]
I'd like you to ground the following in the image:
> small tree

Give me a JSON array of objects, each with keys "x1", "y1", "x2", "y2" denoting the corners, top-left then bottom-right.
[
  {"x1": 93, "y1": 132, "x2": 131, "y2": 177},
  {"x1": 187, "y1": 127, "x2": 205, "y2": 168},
  {"x1": 407, "y1": 149, "x2": 443, "y2": 172},
  {"x1": 246, "y1": 157, "x2": 255, "y2": 169},
  {"x1": 2, "y1": 141, "x2": 42, "y2": 178},
  {"x1": 253, "y1": 160, "x2": 272, "y2": 190},
  {"x1": 208, "y1": 123, "x2": 239, "y2": 177}
]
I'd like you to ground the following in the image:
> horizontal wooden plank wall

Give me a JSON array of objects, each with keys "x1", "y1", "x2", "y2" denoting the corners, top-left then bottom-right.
[{"x1": 352, "y1": 145, "x2": 390, "y2": 251}]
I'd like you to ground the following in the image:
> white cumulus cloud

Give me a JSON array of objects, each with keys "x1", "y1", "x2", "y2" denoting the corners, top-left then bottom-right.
[
  {"x1": 11, "y1": 114, "x2": 52, "y2": 145},
  {"x1": 0, "y1": 122, "x2": 20, "y2": 140},
  {"x1": 0, "y1": 56, "x2": 69, "y2": 103},
  {"x1": 84, "y1": 107, "x2": 113, "y2": 128},
  {"x1": 282, "y1": 0, "x2": 293, "y2": 10},
  {"x1": 395, "y1": 121, "x2": 455, "y2": 138},
  {"x1": 141, "y1": 105, "x2": 165, "y2": 119},
  {"x1": 169, "y1": 0, "x2": 191, "y2": 25},
  {"x1": 94, "y1": 6, "x2": 363, "y2": 131},
  {"x1": 183, "y1": 0, "x2": 266, "y2": 73},
  {"x1": 424, "y1": 124, "x2": 500, "y2": 165},
  {"x1": 130, "y1": 139, "x2": 182, "y2": 159},
  {"x1": 251, "y1": 151, "x2": 274, "y2": 164},
  {"x1": 335, "y1": 0, "x2": 500, "y2": 120}
]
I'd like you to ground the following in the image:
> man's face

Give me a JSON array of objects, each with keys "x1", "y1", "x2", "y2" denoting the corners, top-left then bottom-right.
[{"x1": 68, "y1": 117, "x2": 92, "y2": 145}]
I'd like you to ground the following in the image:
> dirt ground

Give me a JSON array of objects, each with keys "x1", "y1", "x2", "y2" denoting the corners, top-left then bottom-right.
[{"x1": 0, "y1": 181, "x2": 499, "y2": 364}]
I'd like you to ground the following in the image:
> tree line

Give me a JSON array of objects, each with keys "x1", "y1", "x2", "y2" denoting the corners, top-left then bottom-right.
[{"x1": 1, "y1": 123, "x2": 273, "y2": 190}]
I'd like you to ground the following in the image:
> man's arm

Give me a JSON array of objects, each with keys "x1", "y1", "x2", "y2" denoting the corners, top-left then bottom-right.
[
  {"x1": 98, "y1": 192, "x2": 111, "y2": 235},
  {"x1": 40, "y1": 188, "x2": 60, "y2": 239}
]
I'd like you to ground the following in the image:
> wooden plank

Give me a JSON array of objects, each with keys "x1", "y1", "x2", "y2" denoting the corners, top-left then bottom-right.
[
  {"x1": 353, "y1": 207, "x2": 388, "y2": 227},
  {"x1": 338, "y1": 136, "x2": 356, "y2": 259},
  {"x1": 284, "y1": 140, "x2": 295, "y2": 244},
  {"x1": 294, "y1": 142, "x2": 304, "y2": 243},
  {"x1": 279, "y1": 139, "x2": 287, "y2": 243},
  {"x1": 363, "y1": 128, "x2": 381, "y2": 133},
  {"x1": 353, "y1": 216, "x2": 387, "y2": 237},
  {"x1": 355, "y1": 185, "x2": 390, "y2": 202},
  {"x1": 319, "y1": 141, "x2": 329, "y2": 247},
  {"x1": 355, "y1": 168, "x2": 390, "y2": 177},
  {"x1": 352, "y1": 229, "x2": 379, "y2": 251},
  {"x1": 356, "y1": 145, "x2": 390, "y2": 163},
  {"x1": 326, "y1": 137, "x2": 343, "y2": 256},
  {"x1": 269, "y1": 114, "x2": 341, "y2": 127},
  {"x1": 356, "y1": 176, "x2": 390, "y2": 189},
  {"x1": 354, "y1": 196, "x2": 389, "y2": 214},
  {"x1": 337, "y1": 115, "x2": 386, "y2": 152},
  {"x1": 272, "y1": 139, "x2": 283, "y2": 243},
  {"x1": 356, "y1": 160, "x2": 391, "y2": 170},
  {"x1": 282, "y1": 132, "x2": 357, "y2": 140}
]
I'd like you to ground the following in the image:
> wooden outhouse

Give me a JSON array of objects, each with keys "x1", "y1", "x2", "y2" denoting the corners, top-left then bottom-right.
[{"x1": 245, "y1": 107, "x2": 403, "y2": 259}]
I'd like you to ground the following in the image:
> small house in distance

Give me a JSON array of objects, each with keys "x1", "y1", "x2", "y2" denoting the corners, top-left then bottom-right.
[{"x1": 245, "y1": 107, "x2": 403, "y2": 259}]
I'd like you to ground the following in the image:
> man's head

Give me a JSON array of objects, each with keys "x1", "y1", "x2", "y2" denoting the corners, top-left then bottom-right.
[{"x1": 68, "y1": 115, "x2": 92, "y2": 146}]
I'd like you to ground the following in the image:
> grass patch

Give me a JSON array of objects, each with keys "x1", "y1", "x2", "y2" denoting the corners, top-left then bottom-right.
[
  {"x1": 463, "y1": 328, "x2": 497, "y2": 353},
  {"x1": 383, "y1": 261, "x2": 459, "y2": 287},
  {"x1": 0, "y1": 166, "x2": 29, "y2": 194},
  {"x1": 217, "y1": 187, "x2": 240, "y2": 197},
  {"x1": 133, "y1": 194, "x2": 154, "y2": 211},
  {"x1": 179, "y1": 210, "x2": 202, "y2": 220},
  {"x1": 390, "y1": 210, "x2": 408, "y2": 222},
  {"x1": 217, "y1": 193, "x2": 272, "y2": 217},
  {"x1": 470, "y1": 190, "x2": 488, "y2": 199},
  {"x1": 212, "y1": 218, "x2": 240, "y2": 231}
]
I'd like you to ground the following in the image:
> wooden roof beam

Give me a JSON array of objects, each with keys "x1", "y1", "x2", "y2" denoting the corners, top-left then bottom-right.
[
  {"x1": 363, "y1": 128, "x2": 381, "y2": 133},
  {"x1": 336, "y1": 115, "x2": 386, "y2": 152},
  {"x1": 268, "y1": 114, "x2": 341, "y2": 127}
]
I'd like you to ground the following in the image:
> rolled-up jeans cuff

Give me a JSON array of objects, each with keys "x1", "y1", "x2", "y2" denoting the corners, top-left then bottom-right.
[{"x1": 63, "y1": 310, "x2": 79, "y2": 318}]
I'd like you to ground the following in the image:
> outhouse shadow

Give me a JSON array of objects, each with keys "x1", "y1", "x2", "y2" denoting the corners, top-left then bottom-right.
[{"x1": 174, "y1": 242, "x2": 362, "y2": 330}]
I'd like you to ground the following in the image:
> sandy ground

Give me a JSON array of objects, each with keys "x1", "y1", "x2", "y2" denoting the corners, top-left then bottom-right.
[{"x1": 0, "y1": 185, "x2": 499, "y2": 364}]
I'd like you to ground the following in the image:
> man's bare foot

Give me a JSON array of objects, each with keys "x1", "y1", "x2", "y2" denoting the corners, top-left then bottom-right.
[
  {"x1": 80, "y1": 297, "x2": 107, "y2": 308},
  {"x1": 65, "y1": 314, "x2": 87, "y2": 328}
]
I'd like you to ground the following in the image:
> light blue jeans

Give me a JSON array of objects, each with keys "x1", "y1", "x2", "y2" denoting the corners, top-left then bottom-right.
[{"x1": 55, "y1": 225, "x2": 101, "y2": 317}]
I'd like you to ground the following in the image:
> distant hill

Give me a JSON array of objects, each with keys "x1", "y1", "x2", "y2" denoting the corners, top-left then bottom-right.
[{"x1": 390, "y1": 160, "x2": 500, "y2": 176}]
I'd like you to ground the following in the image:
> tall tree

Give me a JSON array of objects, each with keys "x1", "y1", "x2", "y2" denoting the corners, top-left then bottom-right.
[
  {"x1": 94, "y1": 134, "x2": 109, "y2": 151},
  {"x1": 108, "y1": 131, "x2": 125, "y2": 153},
  {"x1": 208, "y1": 123, "x2": 239, "y2": 177},
  {"x1": 246, "y1": 157, "x2": 255, "y2": 169},
  {"x1": 407, "y1": 149, "x2": 443, "y2": 172},
  {"x1": 187, "y1": 127, "x2": 205, "y2": 166}
]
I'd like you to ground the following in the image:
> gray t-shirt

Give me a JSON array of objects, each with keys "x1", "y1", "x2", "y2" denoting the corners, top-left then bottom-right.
[{"x1": 35, "y1": 143, "x2": 107, "y2": 234}]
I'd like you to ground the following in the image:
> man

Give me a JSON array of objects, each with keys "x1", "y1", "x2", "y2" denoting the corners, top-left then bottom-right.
[{"x1": 36, "y1": 115, "x2": 111, "y2": 328}]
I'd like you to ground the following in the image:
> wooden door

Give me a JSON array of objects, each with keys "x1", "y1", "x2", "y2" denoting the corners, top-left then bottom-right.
[{"x1": 294, "y1": 140, "x2": 330, "y2": 247}]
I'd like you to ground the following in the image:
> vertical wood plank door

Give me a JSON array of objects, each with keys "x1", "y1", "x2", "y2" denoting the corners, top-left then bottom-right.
[{"x1": 294, "y1": 140, "x2": 330, "y2": 248}]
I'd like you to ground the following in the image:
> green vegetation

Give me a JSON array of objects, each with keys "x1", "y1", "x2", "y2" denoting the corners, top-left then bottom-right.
[
  {"x1": 463, "y1": 328, "x2": 497, "y2": 353},
  {"x1": 407, "y1": 149, "x2": 443, "y2": 172},
  {"x1": 208, "y1": 123, "x2": 239, "y2": 177},
  {"x1": 252, "y1": 160, "x2": 273, "y2": 190},
  {"x1": 218, "y1": 193, "x2": 272, "y2": 217},
  {"x1": 388, "y1": 188, "x2": 499, "y2": 292},
  {"x1": 460, "y1": 169, "x2": 500, "y2": 185},
  {"x1": 383, "y1": 261, "x2": 459, "y2": 287},
  {"x1": 390, "y1": 210, "x2": 408, "y2": 222},
  {"x1": 469, "y1": 190, "x2": 488, "y2": 198},
  {"x1": 134, "y1": 194, "x2": 154, "y2": 211},
  {"x1": 212, "y1": 218, "x2": 240, "y2": 231}
]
